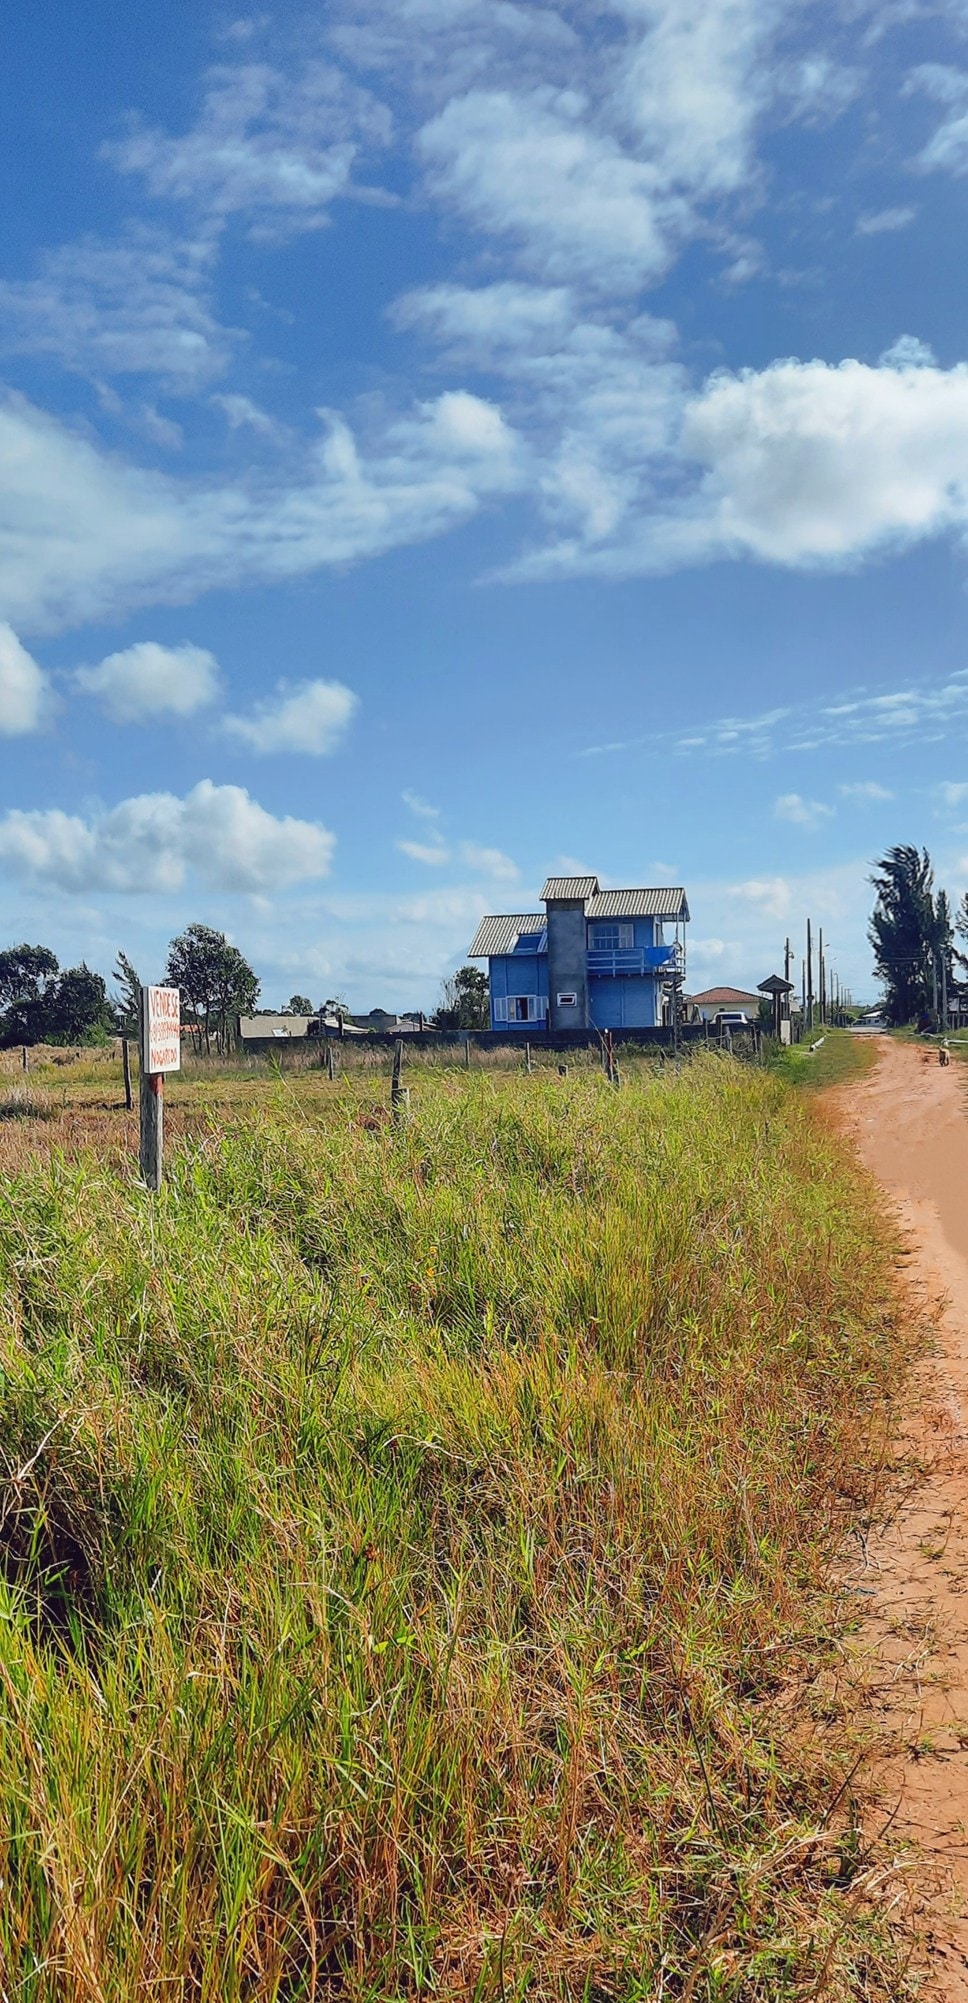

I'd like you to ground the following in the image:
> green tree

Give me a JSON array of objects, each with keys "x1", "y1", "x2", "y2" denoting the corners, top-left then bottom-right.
[
  {"x1": 0, "y1": 944, "x2": 60, "y2": 1046},
  {"x1": 113, "y1": 951, "x2": 143, "y2": 1037},
  {"x1": 44, "y1": 965, "x2": 113, "y2": 1044},
  {"x1": 287, "y1": 994, "x2": 314, "y2": 1015},
  {"x1": 869, "y1": 845, "x2": 937, "y2": 1025},
  {"x1": 165, "y1": 924, "x2": 260, "y2": 1053},
  {"x1": 435, "y1": 964, "x2": 489, "y2": 1030}
]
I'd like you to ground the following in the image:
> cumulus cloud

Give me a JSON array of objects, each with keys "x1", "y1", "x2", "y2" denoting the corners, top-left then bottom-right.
[
  {"x1": 0, "y1": 780, "x2": 334, "y2": 894},
  {"x1": 223, "y1": 678, "x2": 358, "y2": 754},
  {"x1": 0, "y1": 624, "x2": 52, "y2": 735},
  {"x1": 74, "y1": 640, "x2": 221, "y2": 721},
  {"x1": 774, "y1": 792, "x2": 834, "y2": 828},
  {"x1": 512, "y1": 350, "x2": 968, "y2": 580}
]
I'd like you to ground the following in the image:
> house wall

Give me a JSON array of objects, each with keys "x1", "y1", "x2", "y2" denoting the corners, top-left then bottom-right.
[
  {"x1": 488, "y1": 952, "x2": 549, "y2": 1028},
  {"x1": 588, "y1": 977, "x2": 659, "y2": 1029},
  {"x1": 547, "y1": 899, "x2": 589, "y2": 1030}
]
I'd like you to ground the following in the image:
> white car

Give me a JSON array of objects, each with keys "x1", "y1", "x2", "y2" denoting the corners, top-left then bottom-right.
[{"x1": 714, "y1": 1010, "x2": 750, "y2": 1027}]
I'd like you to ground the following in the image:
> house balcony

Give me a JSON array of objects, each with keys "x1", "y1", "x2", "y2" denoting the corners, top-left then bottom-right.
[{"x1": 587, "y1": 946, "x2": 680, "y2": 978}]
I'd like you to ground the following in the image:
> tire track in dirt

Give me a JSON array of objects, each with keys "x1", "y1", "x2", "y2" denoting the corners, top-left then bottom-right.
[{"x1": 831, "y1": 1037, "x2": 968, "y2": 1998}]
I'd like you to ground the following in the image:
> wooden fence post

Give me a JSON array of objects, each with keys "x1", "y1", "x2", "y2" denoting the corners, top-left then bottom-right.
[
  {"x1": 139, "y1": 1063, "x2": 163, "y2": 1191},
  {"x1": 21, "y1": 1045, "x2": 28, "y2": 1074},
  {"x1": 327, "y1": 1042, "x2": 336, "y2": 1082},
  {"x1": 525, "y1": 1041, "x2": 532, "y2": 1074},
  {"x1": 122, "y1": 1037, "x2": 133, "y2": 1110},
  {"x1": 391, "y1": 1039, "x2": 408, "y2": 1122},
  {"x1": 464, "y1": 1036, "x2": 471, "y2": 1070}
]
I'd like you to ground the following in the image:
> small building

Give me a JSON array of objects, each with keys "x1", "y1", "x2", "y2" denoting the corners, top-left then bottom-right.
[
  {"x1": 688, "y1": 986, "x2": 762, "y2": 1024},
  {"x1": 468, "y1": 873, "x2": 689, "y2": 1033}
]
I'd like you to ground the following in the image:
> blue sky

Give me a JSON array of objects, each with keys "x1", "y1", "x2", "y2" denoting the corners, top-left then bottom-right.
[{"x1": 4, "y1": 0, "x2": 968, "y2": 1007}]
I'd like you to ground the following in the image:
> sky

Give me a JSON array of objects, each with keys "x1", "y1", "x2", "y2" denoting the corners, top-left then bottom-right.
[{"x1": 3, "y1": 1, "x2": 968, "y2": 1009}]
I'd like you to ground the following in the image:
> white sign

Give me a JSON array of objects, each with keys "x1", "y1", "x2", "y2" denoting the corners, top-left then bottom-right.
[
  {"x1": 142, "y1": 985, "x2": 181, "y2": 1074},
  {"x1": 556, "y1": 991, "x2": 578, "y2": 1007}
]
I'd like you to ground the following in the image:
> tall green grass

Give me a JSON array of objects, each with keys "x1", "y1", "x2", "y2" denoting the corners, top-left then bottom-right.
[{"x1": 0, "y1": 1057, "x2": 909, "y2": 1999}]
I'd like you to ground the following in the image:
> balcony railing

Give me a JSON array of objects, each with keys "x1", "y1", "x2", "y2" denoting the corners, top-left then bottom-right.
[{"x1": 587, "y1": 946, "x2": 679, "y2": 978}]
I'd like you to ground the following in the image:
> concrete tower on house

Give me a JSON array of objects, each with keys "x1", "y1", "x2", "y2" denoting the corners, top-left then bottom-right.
[{"x1": 468, "y1": 874, "x2": 689, "y2": 1033}]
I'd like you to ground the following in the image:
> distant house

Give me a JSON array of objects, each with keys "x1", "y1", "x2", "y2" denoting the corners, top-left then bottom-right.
[
  {"x1": 237, "y1": 1011, "x2": 357, "y2": 1048},
  {"x1": 348, "y1": 1009, "x2": 422, "y2": 1034},
  {"x1": 688, "y1": 986, "x2": 761, "y2": 1024},
  {"x1": 468, "y1": 873, "x2": 689, "y2": 1032}
]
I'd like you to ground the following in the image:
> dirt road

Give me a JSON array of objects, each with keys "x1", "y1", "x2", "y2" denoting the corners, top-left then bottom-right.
[{"x1": 835, "y1": 1036, "x2": 968, "y2": 1996}]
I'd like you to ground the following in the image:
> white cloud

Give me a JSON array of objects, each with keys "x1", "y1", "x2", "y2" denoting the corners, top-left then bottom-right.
[
  {"x1": 856, "y1": 205, "x2": 918, "y2": 234},
  {"x1": 938, "y1": 780, "x2": 968, "y2": 808},
  {"x1": 838, "y1": 780, "x2": 894, "y2": 800},
  {"x1": 211, "y1": 392, "x2": 286, "y2": 439},
  {"x1": 0, "y1": 780, "x2": 334, "y2": 894},
  {"x1": 223, "y1": 678, "x2": 358, "y2": 754},
  {"x1": 397, "y1": 837, "x2": 450, "y2": 864},
  {"x1": 614, "y1": 0, "x2": 780, "y2": 200},
  {"x1": 417, "y1": 89, "x2": 680, "y2": 293},
  {"x1": 909, "y1": 63, "x2": 968, "y2": 175},
  {"x1": 402, "y1": 790, "x2": 441, "y2": 819},
  {"x1": 0, "y1": 230, "x2": 231, "y2": 388},
  {"x1": 528, "y1": 351, "x2": 968, "y2": 580},
  {"x1": 74, "y1": 640, "x2": 221, "y2": 722},
  {"x1": 106, "y1": 60, "x2": 390, "y2": 233},
  {"x1": 459, "y1": 841, "x2": 519, "y2": 879},
  {"x1": 774, "y1": 792, "x2": 835, "y2": 828},
  {"x1": 727, "y1": 876, "x2": 792, "y2": 920},
  {"x1": 0, "y1": 389, "x2": 523, "y2": 634},
  {"x1": 0, "y1": 624, "x2": 51, "y2": 735}
]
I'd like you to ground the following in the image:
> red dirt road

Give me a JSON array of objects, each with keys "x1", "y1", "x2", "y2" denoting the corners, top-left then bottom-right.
[{"x1": 835, "y1": 1037, "x2": 968, "y2": 1997}]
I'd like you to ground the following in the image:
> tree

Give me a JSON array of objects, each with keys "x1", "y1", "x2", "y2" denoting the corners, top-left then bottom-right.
[
  {"x1": 322, "y1": 995, "x2": 350, "y2": 1022},
  {"x1": 434, "y1": 964, "x2": 489, "y2": 1030},
  {"x1": 165, "y1": 924, "x2": 260, "y2": 1053},
  {"x1": 113, "y1": 951, "x2": 142, "y2": 1037},
  {"x1": 869, "y1": 845, "x2": 937, "y2": 1025},
  {"x1": 0, "y1": 944, "x2": 60, "y2": 1044},
  {"x1": 44, "y1": 965, "x2": 113, "y2": 1044},
  {"x1": 287, "y1": 994, "x2": 314, "y2": 1016}
]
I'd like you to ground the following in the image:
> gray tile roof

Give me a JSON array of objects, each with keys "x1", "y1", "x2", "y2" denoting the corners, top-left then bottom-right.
[
  {"x1": 468, "y1": 913, "x2": 545, "y2": 957},
  {"x1": 541, "y1": 874, "x2": 600, "y2": 901},
  {"x1": 587, "y1": 888, "x2": 690, "y2": 920}
]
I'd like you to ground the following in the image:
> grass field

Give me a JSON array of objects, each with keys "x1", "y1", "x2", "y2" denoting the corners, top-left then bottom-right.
[
  {"x1": 770, "y1": 1026, "x2": 881, "y2": 1093},
  {"x1": 0, "y1": 1045, "x2": 913, "y2": 1999}
]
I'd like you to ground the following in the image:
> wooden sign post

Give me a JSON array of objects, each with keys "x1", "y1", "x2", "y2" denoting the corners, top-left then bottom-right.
[{"x1": 139, "y1": 985, "x2": 180, "y2": 1190}]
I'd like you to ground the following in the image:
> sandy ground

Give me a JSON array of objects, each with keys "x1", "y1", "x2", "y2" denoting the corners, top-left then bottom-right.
[{"x1": 833, "y1": 1036, "x2": 968, "y2": 1997}]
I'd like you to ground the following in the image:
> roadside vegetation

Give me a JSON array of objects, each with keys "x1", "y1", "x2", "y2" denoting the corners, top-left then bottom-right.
[
  {"x1": 0, "y1": 1049, "x2": 913, "y2": 1999},
  {"x1": 770, "y1": 1025, "x2": 880, "y2": 1092}
]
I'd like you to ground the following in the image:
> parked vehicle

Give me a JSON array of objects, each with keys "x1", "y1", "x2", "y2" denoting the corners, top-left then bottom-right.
[{"x1": 714, "y1": 1010, "x2": 750, "y2": 1027}]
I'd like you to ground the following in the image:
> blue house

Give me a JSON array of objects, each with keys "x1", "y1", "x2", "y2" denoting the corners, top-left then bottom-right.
[{"x1": 468, "y1": 874, "x2": 689, "y2": 1033}]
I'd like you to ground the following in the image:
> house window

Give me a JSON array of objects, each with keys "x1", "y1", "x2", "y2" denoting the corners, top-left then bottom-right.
[
  {"x1": 513, "y1": 931, "x2": 545, "y2": 953},
  {"x1": 494, "y1": 993, "x2": 545, "y2": 1023},
  {"x1": 589, "y1": 922, "x2": 634, "y2": 951}
]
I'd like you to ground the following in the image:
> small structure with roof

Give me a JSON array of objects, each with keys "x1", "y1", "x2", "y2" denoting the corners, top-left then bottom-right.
[
  {"x1": 758, "y1": 973, "x2": 795, "y2": 1041},
  {"x1": 468, "y1": 872, "x2": 689, "y2": 1032}
]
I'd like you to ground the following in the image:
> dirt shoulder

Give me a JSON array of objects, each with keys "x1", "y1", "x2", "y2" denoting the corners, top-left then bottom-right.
[{"x1": 830, "y1": 1036, "x2": 968, "y2": 1999}]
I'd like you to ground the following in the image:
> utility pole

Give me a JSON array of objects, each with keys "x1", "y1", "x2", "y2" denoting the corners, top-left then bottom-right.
[
  {"x1": 818, "y1": 928, "x2": 825, "y2": 1027},
  {"x1": 784, "y1": 936, "x2": 791, "y2": 985},
  {"x1": 806, "y1": 919, "x2": 814, "y2": 1031},
  {"x1": 942, "y1": 948, "x2": 949, "y2": 1035}
]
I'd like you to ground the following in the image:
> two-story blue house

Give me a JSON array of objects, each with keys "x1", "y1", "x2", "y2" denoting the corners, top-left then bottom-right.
[{"x1": 468, "y1": 874, "x2": 689, "y2": 1033}]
